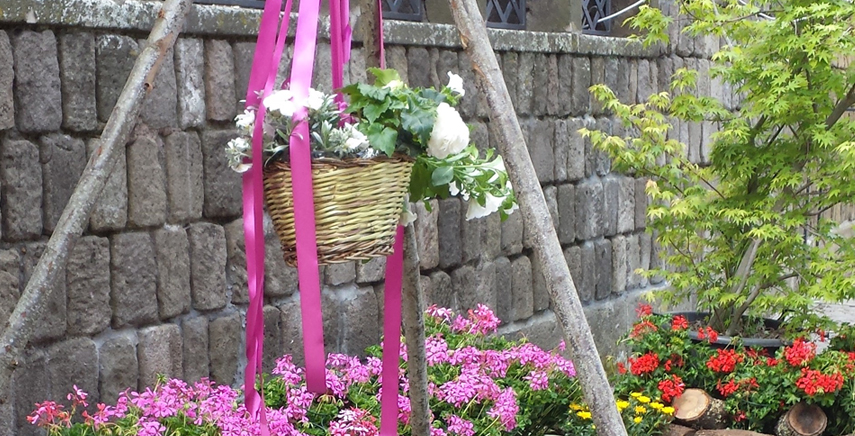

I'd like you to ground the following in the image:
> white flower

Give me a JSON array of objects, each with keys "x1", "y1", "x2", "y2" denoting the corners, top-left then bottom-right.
[
  {"x1": 446, "y1": 72, "x2": 465, "y2": 96},
  {"x1": 225, "y1": 137, "x2": 253, "y2": 173},
  {"x1": 465, "y1": 193, "x2": 505, "y2": 220},
  {"x1": 399, "y1": 207, "x2": 417, "y2": 226},
  {"x1": 235, "y1": 109, "x2": 255, "y2": 133},
  {"x1": 344, "y1": 137, "x2": 366, "y2": 151},
  {"x1": 448, "y1": 181, "x2": 470, "y2": 201},
  {"x1": 482, "y1": 156, "x2": 506, "y2": 182},
  {"x1": 384, "y1": 79, "x2": 405, "y2": 90},
  {"x1": 427, "y1": 103, "x2": 470, "y2": 159},
  {"x1": 263, "y1": 90, "x2": 297, "y2": 117},
  {"x1": 307, "y1": 88, "x2": 326, "y2": 111}
]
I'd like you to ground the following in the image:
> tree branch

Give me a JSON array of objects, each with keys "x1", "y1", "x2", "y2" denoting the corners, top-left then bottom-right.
[
  {"x1": 0, "y1": 0, "x2": 193, "y2": 406},
  {"x1": 826, "y1": 84, "x2": 855, "y2": 130}
]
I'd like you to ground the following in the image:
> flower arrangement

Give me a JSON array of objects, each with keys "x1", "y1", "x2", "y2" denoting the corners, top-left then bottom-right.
[
  {"x1": 562, "y1": 393, "x2": 674, "y2": 436},
  {"x1": 226, "y1": 68, "x2": 517, "y2": 221},
  {"x1": 613, "y1": 304, "x2": 855, "y2": 434},
  {"x1": 30, "y1": 305, "x2": 579, "y2": 436}
]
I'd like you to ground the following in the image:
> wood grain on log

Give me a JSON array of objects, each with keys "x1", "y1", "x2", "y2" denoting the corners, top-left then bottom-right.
[
  {"x1": 775, "y1": 403, "x2": 826, "y2": 436},
  {"x1": 674, "y1": 389, "x2": 729, "y2": 430},
  {"x1": 696, "y1": 430, "x2": 774, "y2": 436}
]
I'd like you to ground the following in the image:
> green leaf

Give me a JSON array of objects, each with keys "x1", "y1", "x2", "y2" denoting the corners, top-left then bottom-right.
[
  {"x1": 368, "y1": 68, "x2": 401, "y2": 86},
  {"x1": 357, "y1": 82, "x2": 389, "y2": 101},
  {"x1": 362, "y1": 98, "x2": 391, "y2": 124},
  {"x1": 401, "y1": 97, "x2": 436, "y2": 144},
  {"x1": 431, "y1": 166, "x2": 454, "y2": 186},
  {"x1": 365, "y1": 124, "x2": 398, "y2": 157}
]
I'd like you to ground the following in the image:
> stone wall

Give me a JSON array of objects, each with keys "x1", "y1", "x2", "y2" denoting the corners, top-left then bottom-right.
[{"x1": 0, "y1": 1, "x2": 716, "y2": 434}]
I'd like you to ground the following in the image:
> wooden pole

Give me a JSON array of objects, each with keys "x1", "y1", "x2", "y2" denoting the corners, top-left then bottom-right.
[
  {"x1": 358, "y1": 2, "x2": 432, "y2": 434},
  {"x1": 445, "y1": 1, "x2": 629, "y2": 435},
  {"x1": 0, "y1": 0, "x2": 194, "y2": 408}
]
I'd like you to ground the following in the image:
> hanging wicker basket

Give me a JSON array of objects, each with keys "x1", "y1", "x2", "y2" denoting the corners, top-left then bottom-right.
[{"x1": 263, "y1": 155, "x2": 414, "y2": 266}]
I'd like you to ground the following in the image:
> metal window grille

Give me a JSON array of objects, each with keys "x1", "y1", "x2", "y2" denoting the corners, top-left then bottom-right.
[
  {"x1": 485, "y1": 0, "x2": 526, "y2": 30},
  {"x1": 381, "y1": 0, "x2": 423, "y2": 21},
  {"x1": 582, "y1": 0, "x2": 611, "y2": 34}
]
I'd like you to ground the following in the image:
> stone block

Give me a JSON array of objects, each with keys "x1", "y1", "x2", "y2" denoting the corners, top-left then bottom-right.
[
  {"x1": 182, "y1": 316, "x2": 209, "y2": 382},
  {"x1": 575, "y1": 178, "x2": 604, "y2": 240},
  {"x1": 413, "y1": 200, "x2": 439, "y2": 269},
  {"x1": 138, "y1": 324, "x2": 183, "y2": 388},
  {"x1": 543, "y1": 187, "x2": 559, "y2": 233},
  {"x1": 629, "y1": 60, "x2": 639, "y2": 105},
  {"x1": 13, "y1": 350, "x2": 49, "y2": 436},
  {"x1": 348, "y1": 48, "x2": 367, "y2": 85},
  {"x1": 66, "y1": 236, "x2": 111, "y2": 336},
  {"x1": 502, "y1": 52, "x2": 519, "y2": 110},
  {"x1": 639, "y1": 232, "x2": 652, "y2": 288},
  {"x1": 188, "y1": 223, "x2": 228, "y2": 311},
  {"x1": 13, "y1": 30, "x2": 62, "y2": 132},
  {"x1": 637, "y1": 59, "x2": 653, "y2": 103},
  {"x1": 39, "y1": 134, "x2": 86, "y2": 233},
  {"x1": 590, "y1": 56, "x2": 606, "y2": 115},
  {"x1": 423, "y1": 271, "x2": 455, "y2": 308},
  {"x1": 224, "y1": 219, "x2": 248, "y2": 303},
  {"x1": 558, "y1": 54, "x2": 573, "y2": 116},
  {"x1": 612, "y1": 235, "x2": 627, "y2": 295},
  {"x1": 153, "y1": 227, "x2": 191, "y2": 319},
  {"x1": 0, "y1": 32, "x2": 12, "y2": 130},
  {"x1": 88, "y1": 138, "x2": 128, "y2": 231},
  {"x1": 458, "y1": 51, "x2": 487, "y2": 118},
  {"x1": 1, "y1": 138, "x2": 42, "y2": 240},
  {"x1": 176, "y1": 38, "x2": 206, "y2": 128},
  {"x1": 325, "y1": 261, "x2": 356, "y2": 286},
  {"x1": 511, "y1": 256, "x2": 534, "y2": 321},
  {"x1": 505, "y1": 311, "x2": 563, "y2": 351},
  {"x1": 649, "y1": 233, "x2": 665, "y2": 285},
  {"x1": 0, "y1": 250, "x2": 20, "y2": 331},
  {"x1": 111, "y1": 232, "x2": 158, "y2": 327},
  {"x1": 48, "y1": 338, "x2": 99, "y2": 408},
  {"x1": 626, "y1": 234, "x2": 642, "y2": 289},
  {"x1": 594, "y1": 239, "x2": 612, "y2": 300},
  {"x1": 96, "y1": 35, "x2": 138, "y2": 122},
  {"x1": 585, "y1": 117, "x2": 611, "y2": 176},
  {"x1": 127, "y1": 130, "x2": 167, "y2": 227},
  {"x1": 163, "y1": 131, "x2": 204, "y2": 223},
  {"x1": 603, "y1": 56, "x2": 621, "y2": 102},
  {"x1": 517, "y1": 52, "x2": 535, "y2": 115},
  {"x1": 531, "y1": 254, "x2": 551, "y2": 312},
  {"x1": 263, "y1": 305, "x2": 283, "y2": 373},
  {"x1": 659, "y1": 56, "x2": 674, "y2": 95},
  {"x1": 273, "y1": 45, "x2": 294, "y2": 89},
  {"x1": 205, "y1": 40, "x2": 236, "y2": 122},
  {"x1": 232, "y1": 41, "x2": 255, "y2": 113},
  {"x1": 528, "y1": 118, "x2": 556, "y2": 183},
  {"x1": 22, "y1": 242, "x2": 66, "y2": 342},
  {"x1": 471, "y1": 120, "x2": 490, "y2": 154},
  {"x1": 407, "y1": 47, "x2": 431, "y2": 88},
  {"x1": 617, "y1": 176, "x2": 636, "y2": 234},
  {"x1": 602, "y1": 176, "x2": 619, "y2": 237},
  {"x1": 356, "y1": 257, "x2": 386, "y2": 284},
  {"x1": 482, "y1": 211, "x2": 502, "y2": 260},
  {"x1": 265, "y1": 226, "x2": 299, "y2": 298},
  {"x1": 571, "y1": 57, "x2": 592, "y2": 115},
  {"x1": 341, "y1": 286, "x2": 380, "y2": 357},
  {"x1": 386, "y1": 46, "x2": 409, "y2": 84},
  {"x1": 0, "y1": 399, "x2": 12, "y2": 436},
  {"x1": 532, "y1": 54, "x2": 551, "y2": 116},
  {"x1": 556, "y1": 118, "x2": 585, "y2": 182},
  {"x1": 311, "y1": 43, "x2": 333, "y2": 93},
  {"x1": 99, "y1": 334, "x2": 138, "y2": 404},
  {"x1": 493, "y1": 257, "x2": 513, "y2": 324},
  {"x1": 209, "y1": 312, "x2": 241, "y2": 385},
  {"x1": 278, "y1": 297, "x2": 306, "y2": 365},
  {"x1": 59, "y1": 32, "x2": 97, "y2": 131},
  {"x1": 635, "y1": 178, "x2": 648, "y2": 230},
  {"x1": 501, "y1": 209, "x2": 523, "y2": 255},
  {"x1": 461, "y1": 212, "x2": 484, "y2": 263},
  {"x1": 579, "y1": 242, "x2": 596, "y2": 303},
  {"x1": 139, "y1": 41, "x2": 177, "y2": 129},
  {"x1": 201, "y1": 130, "x2": 242, "y2": 218},
  {"x1": 452, "y1": 262, "x2": 495, "y2": 313},
  {"x1": 616, "y1": 58, "x2": 631, "y2": 104},
  {"x1": 437, "y1": 197, "x2": 462, "y2": 269},
  {"x1": 649, "y1": 60, "x2": 659, "y2": 97},
  {"x1": 557, "y1": 184, "x2": 576, "y2": 243}
]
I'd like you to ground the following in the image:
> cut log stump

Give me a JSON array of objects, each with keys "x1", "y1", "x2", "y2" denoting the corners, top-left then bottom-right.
[
  {"x1": 673, "y1": 388, "x2": 729, "y2": 430},
  {"x1": 696, "y1": 430, "x2": 774, "y2": 436},
  {"x1": 775, "y1": 403, "x2": 826, "y2": 436}
]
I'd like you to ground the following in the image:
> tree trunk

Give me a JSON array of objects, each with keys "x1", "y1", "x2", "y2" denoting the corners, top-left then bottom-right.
[
  {"x1": 445, "y1": 1, "x2": 628, "y2": 436},
  {"x1": 775, "y1": 403, "x2": 826, "y2": 436},
  {"x1": 0, "y1": 0, "x2": 193, "y2": 407},
  {"x1": 673, "y1": 389, "x2": 729, "y2": 430},
  {"x1": 401, "y1": 224, "x2": 432, "y2": 436}
]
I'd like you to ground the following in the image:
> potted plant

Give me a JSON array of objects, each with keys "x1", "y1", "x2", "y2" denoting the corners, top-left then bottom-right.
[
  {"x1": 226, "y1": 69, "x2": 516, "y2": 265},
  {"x1": 582, "y1": 0, "x2": 855, "y2": 338}
]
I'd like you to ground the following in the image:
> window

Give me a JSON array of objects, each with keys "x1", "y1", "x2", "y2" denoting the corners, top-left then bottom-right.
[
  {"x1": 485, "y1": 0, "x2": 526, "y2": 30},
  {"x1": 381, "y1": 0, "x2": 423, "y2": 21},
  {"x1": 582, "y1": 0, "x2": 611, "y2": 34}
]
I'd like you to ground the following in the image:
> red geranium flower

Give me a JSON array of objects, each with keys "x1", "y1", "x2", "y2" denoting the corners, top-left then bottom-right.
[
  {"x1": 617, "y1": 362, "x2": 627, "y2": 375},
  {"x1": 706, "y1": 349, "x2": 744, "y2": 373},
  {"x1": 630, "y1": 320, "x2": 658, "y2": 338},
  {"x1": 784, "y1": 338, "x2": 816, "y2": 367},
  {"x1": 629, "y1": 352, "x2": 660, "y2": 376},
  {"x1": 636, "y1": 304, "x2": 653, "y2": 318},
  {"x1": 671, "y1": 315, "x2": 689, "y2": 331},
  {"x1": 657, "y1": 374, "x2": 685, "y2": 402},
  {"x1": 696, "y1": 326, "x2": 719, "y2": 343},
  {"x1": 796, "y1": 368, "x2": 844, "y2": 396}
]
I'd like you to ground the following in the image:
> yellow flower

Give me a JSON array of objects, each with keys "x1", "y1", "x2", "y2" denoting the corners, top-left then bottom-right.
[
  {"x1": 577, "y1": 411, "x2": 593, "y2": 420},
  {"x1": 662, "y1": 407, "x2": 675, "y2": 415},
  {"x1": 591, "y1": 425, "x2": 596, "y2": 429},
  {"x1": 570, "y1": 403, "x2": 583, "y2": 411},
  {"x1": 638, "y1": 396, "x2": 651, "y2": 404},
  {"x1": 650, "y1": 402, "x2": 663, "y2": 410},
  {"x1": 630, "y1": 392, "x2": 642, "y2": 398},
  {"x1": 616, "y1": 400, "x2": 630, "y2": 411},
  {"x1": 634, "y1": 416, "x2": 643, "y2": 424},
  {"x1": 635, "y1": 406, "x2": 647, "y2": 414}
]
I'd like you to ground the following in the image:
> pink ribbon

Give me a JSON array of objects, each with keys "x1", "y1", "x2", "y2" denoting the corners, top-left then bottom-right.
[{"x1": 380, "y1": 226, "x2": 404, "y2": 436}]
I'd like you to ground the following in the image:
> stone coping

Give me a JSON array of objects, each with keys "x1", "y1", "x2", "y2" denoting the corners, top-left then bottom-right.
[{"x1": 0, "y1": 0, "x2": 654, "y2": 57}]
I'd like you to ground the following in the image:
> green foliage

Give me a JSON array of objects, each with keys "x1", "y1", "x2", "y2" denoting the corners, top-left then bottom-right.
[{"x1": 584, "y1": 0, "x2": 855, "y2": 335}]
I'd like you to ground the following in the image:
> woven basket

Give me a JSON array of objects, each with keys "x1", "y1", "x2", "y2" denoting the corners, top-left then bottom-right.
[{"x1": 263, "y1": 155, "x2": 414, "y2": 266}]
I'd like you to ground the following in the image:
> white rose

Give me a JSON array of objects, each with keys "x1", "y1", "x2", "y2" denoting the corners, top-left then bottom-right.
[
  {"x1": 235, "y1": 109, "x2": 255, "y2": 133},
  {"x1": 446, "y1": 72, "x2": 465, "y2": 96},
  {"x1": 427, "y1": 103, "x2": 470, "y2": 159},
  {"x1": 307, "y1": 88, "x2": 326, "y2": 111},
  {"x1": 465, "y1": 193, "x2": 505, "y2": 221},
  {"x1": 263, "y1": 90, "x2": 297, "y2": 117}
]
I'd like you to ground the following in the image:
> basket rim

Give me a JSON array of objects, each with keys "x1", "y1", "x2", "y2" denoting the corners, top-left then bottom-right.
[{"x1": 264, "y1": 153, "x2": 415, "y2": 172}]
